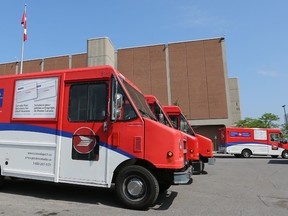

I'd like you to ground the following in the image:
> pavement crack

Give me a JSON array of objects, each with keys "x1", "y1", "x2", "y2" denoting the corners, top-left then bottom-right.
[{"x1": 257, "y1": 195, "x2": 269, "y2": 207}]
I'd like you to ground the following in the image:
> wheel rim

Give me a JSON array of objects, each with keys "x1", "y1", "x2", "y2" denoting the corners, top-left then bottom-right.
[
  {"x1": 284, "y1": 152, "x2": 288, "y2": 158},
  {"x1": 243, "y1": 151, "x2": 250, "y2": 158},
  {"x1": 124, "y1": 177, "x2": 146, "y2": 200},
  {"x1": 127, "y1": 178, "x2": 144, "y2": 197}
]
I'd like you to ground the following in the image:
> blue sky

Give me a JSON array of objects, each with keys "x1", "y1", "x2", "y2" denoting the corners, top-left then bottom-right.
[{"x1": 1, "y1": 0, "x2": 288, "y2": 124}]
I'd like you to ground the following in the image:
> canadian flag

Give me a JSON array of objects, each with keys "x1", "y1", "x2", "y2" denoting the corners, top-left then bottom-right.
[{"x1": 21, "y1": 7, "x2": 27, "y2": 41}]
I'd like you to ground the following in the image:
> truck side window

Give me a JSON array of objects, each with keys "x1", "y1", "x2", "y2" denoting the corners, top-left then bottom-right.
[
  {"x1": 154, "y1": 103, "x2": 170, "y2": 126},
  {"x1": 270, "y1": 133, "x2": 279, "y2": 142},
  {"x1": 69, "y1": 83, "x2": 107, "y2": 122},
  {"x1": 169, "y1": 115, "x2": 178, "y2": 129}
]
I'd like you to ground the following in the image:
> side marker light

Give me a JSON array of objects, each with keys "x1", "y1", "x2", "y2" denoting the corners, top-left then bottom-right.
[{"x1": 167, "y1": 151, "x2": 174, "y2": 158}]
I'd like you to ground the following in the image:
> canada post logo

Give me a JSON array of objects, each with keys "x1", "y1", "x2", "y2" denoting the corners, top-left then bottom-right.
[
  {"x1": 72, "y1": 127, "x2": 99, "y2": 161},
  {"x1": 0, "y1": 88, "x2": 3, "y2": 108},
  {"x1": 230, "y1": 131, "x2": 251, "y2": 137}
]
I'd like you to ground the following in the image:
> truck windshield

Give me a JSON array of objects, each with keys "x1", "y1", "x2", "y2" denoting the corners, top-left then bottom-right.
[
  {"x1": 180, "y1": 113, "x2": 195, "y2": 136},
  {"x1": 153, "y1": 102, "x2": 171, "y2": 127},
  {"x1": 122, "y1": 80, "x2": 156, "y2": 120}
]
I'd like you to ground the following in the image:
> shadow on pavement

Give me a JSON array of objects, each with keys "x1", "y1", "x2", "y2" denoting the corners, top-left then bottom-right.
[
  {"x1": 152, "y1": 190, "x2": 178, "y2": 210},
  {"x1": 268, "y1": 159, "x2": 288, "y2": 164},
  {"x1": 1, "y1": 177, "x2": 182, "y2": 211}
]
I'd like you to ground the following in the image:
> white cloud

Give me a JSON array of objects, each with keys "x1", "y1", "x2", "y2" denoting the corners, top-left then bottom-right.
[
  {"x1": 257, "y1": 69, "x2": 281, "y2": 77},
  {"x1": 175, "y1": 5, "x2": 228, "y2": 29}
]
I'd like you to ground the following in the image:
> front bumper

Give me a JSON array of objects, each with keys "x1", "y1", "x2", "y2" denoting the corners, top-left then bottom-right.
[
  {"x1": 173, "y1": 165, "x2": 192, "y2": 185},
  {"x1": 208, "y1": 157, "x2": 216, "y2": 165}
]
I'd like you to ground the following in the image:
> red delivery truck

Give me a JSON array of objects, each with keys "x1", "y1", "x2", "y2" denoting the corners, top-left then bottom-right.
[
  {"x1": 218, "y1": 127, "x2": 288, "y2": 158},
  {"x1": 163, "y1": 105, "x2": 215, "y2": 172},
  {"x1": 144, "y1": 95, "x2": 204, "y2": 173},
  {"x1": 0, "y1": 66, "x2": 192, "y2": 210}
]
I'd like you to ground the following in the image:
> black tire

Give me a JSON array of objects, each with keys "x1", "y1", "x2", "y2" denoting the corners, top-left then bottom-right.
[
  {"x1": 159, "y1": 182, "x2": 172, "y2": 193},
  {"x1": 234, "y1": 154, "x2": 242, "y2": 158},
  {"x1": 282, "y1": 150, "x2": 288, "y2": 159},
  {"x1": 191, "y1": 161, "x2": 201, "y2": 175},
  {"x1": 242, "y1": 149, "x2": 251, "y2": 158},
  {"x1": 155, "y1": 169, "x2": 173, "y2": 193},
  {"x1": 200, "y1": 160, "x2": 205, "y2": 173},
  {"x1": 0, "y1": 169, "x2": 3, "y2": 188},
  {"x1": 115, "y1": 165, "x2": 159, "y2": 210}
]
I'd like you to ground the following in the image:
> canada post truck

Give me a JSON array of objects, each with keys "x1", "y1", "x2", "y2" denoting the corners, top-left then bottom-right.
[
  {"x1": 144, "y1": 95, "x2": 203, "y2": 173},
  {"x1": 0, "y1": 66, "x2": 192, "y2": 209},
  {"x1": 218, "y1": 127, "x2": 288, "y2": 158},
  {"x1": 163, "y1": 105, "x2": 215, "y2": 172}
]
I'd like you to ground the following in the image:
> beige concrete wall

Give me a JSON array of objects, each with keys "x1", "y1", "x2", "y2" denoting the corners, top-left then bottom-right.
[
  {"x1": 228, "y1": 77, "x2": 242, "y2": 125},
  {"x1": 87, "y1": 37, "x2": 115, "y2": 67}
]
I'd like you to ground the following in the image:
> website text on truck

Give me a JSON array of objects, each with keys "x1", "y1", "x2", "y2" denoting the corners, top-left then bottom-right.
[{"x1": 0, "y1": 66, "x2": 192, "y2": 210}]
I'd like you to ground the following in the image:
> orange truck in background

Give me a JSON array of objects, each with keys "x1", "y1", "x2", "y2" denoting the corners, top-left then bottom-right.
[
  {"x1": 144, "y1": 95, "x2": 208, "y2": 174},
  {"x1": 163, "y1": 105, "x2": 215, "y2": 172}
]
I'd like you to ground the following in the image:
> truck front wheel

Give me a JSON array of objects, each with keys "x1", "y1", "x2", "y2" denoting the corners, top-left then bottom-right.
[
  {"x1": 115, "y1": 165, "x2": 159, "y2": 210},
  {"x1": 282, "y1": 150, "x2": 288, "y2": 159}
]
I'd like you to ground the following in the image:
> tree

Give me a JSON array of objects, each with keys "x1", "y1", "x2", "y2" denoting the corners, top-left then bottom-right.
[
  {"x1": 173, "y1": 99, "x2": 180, "y2": 106},
  {"x1": 233, "y1": 113, "x2": 280, "y2": 128},
  {"x1": 281, "y1": 123, "x2": 288, "y2": 138}
]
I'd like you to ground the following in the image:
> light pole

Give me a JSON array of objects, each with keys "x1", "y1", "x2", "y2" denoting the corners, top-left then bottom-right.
[{"x1": 282, "y1": 105, "x2": 287, "y2": 125}]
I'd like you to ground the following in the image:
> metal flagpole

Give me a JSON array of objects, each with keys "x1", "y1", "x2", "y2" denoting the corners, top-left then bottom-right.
[
  {"x1": 20, "y1": 36, "x2": 25, "y2": 74},
  {"x1": 20, "y1": 4, "x2": 27, "y2": 75}
]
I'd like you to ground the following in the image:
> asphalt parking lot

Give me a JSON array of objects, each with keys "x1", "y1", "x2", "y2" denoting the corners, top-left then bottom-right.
[{"x1": 0, "y1": 153, "x2": 287, "y2": 216}]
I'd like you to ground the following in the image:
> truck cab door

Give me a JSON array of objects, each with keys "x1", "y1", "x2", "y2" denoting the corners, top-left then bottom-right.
[
  {"x1": 268, "y1": 132, "x2": 280, "y2": 151},
  {"x1": 59, "y1": 81, "x2": 109, "y2": 185}
]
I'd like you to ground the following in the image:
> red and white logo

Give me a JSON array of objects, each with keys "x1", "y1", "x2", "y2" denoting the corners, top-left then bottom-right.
[{"x1": 72, "y1": 127, "x2": 97, "y2": 154}]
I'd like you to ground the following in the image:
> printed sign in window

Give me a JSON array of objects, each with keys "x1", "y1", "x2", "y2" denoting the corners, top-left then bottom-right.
[
  {"x1": 35, "y1": 80, "x2": 57, "y2": 101},
  {"x1": 254, "y1": 130, "x2": 267, "y2": 140},
  {"x1": 13, "y1": 77, "x2": 59, "y2": 119},
  {"x1": 0, "y1": 88, "x2": 3, "y2": 108},
  {"x1": 16, "y1": 82, "x2": 38, "y2": 103}
]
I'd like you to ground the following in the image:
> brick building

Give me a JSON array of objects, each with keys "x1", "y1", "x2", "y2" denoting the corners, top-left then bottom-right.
[{"x1": 0, "y1": 37, "x2": 241, "y2": 150}]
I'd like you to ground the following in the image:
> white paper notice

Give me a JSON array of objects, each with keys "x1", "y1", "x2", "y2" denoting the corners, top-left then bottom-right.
[
  {"x1": 35, "y1": 80, "x2": 57, "y2": 101},
  {"x1": 254, "y1": 130, "x2": 267, "y2": 140},
  {"x1": 16, "y1": 82, "x2": 38, "y2": 103},
  {"x1": 13, "y1": 77, "x2": 59, "y2": 119}
]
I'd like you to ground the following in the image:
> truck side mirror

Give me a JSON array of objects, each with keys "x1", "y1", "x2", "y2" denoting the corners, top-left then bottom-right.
[
  {"x1": 116, "y1": 93, "x2": 123, "y2": 109},
  {"x1": 159, "y1": 113, "x2": 164, "y2": 123},
  {"x1": 115, "y1": 93, "x2": 123, "y2": 119}
]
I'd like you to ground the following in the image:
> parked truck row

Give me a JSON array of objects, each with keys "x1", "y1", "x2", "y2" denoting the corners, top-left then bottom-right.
[
  {"x1": 0, "y1": 66, "x2": 215, "y2": 210},
  {"x1": 145, "y1": 95, "x2": 215, "y2": 174}
]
